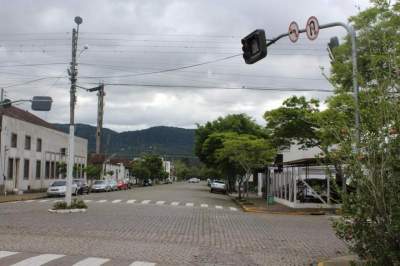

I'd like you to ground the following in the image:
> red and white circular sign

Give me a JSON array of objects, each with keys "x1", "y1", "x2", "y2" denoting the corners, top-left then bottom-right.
[
  {"x1": 306, "y1": 16, "x2": 319, "y2": 41},
  {"x1": 288, "y1": 21, "x2": 299, "y2": 43}
]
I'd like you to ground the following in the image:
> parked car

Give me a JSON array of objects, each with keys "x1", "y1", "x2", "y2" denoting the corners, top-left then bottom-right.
[
  {"x1": 188, "y1": 178, "x2": 200, "y2": 183},
  {"x1": 210, "y1": 180, "x2": 227, "y2": 193},
  {"x1": 107, "y1": 179, "x2": 118, "y2": 191},
  {"x1": 164, "y1": 178, "x2": 173, "y2": 184},
  {"x1": 207, "y1": 178, "x2": 212, "y2": 187},
  {"x1": 73, "y1": 179, "x2": 90, "y2": 195},
  {"x1": 47, "y1": 180, "x2": 78, "y2": 197},
  {"x1": 91, "y1": 180, "x2": 110, "y2": 192},
  {"x1": 117, "y1": 180, "x2": 128, "y2": 190},
  {"x1": 143, "y1": 179, "x2": 153, "y2": 186}
]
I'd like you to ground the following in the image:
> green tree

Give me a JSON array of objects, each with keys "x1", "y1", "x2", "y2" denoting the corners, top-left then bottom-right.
[
  {"x1": 132, "y1": 160, "x2": 150, "y2": 181},
  {"x1": 142, "y1": 154, "x2": 164, "y2": 178},
  {"x1": 195, "y1": 114, "x2": 267, "y2": 191},
  {"x1": 84, "y1": 164, "x2": 102, "y2": 184},
  {"x1": 213, "y1": 132, "x2": 275, "y2": 198},
  {"x1": 173, "y1": 160, "x2": 190, "y2": 181}
]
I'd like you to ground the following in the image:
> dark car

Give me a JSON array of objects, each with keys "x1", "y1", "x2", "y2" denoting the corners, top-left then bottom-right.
[
  {"x1": 73, "y1": 179, "x2": 90, "y2": 195},
  {"x1": 143, "y1": 179, "x2": 153, "y2": 186}
]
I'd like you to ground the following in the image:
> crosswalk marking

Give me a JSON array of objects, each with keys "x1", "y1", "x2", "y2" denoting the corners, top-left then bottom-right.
[
  {"x1": 10, "y1": 253, "x2": 65, "y2": 266},
  {"x1": 112, "y1": 199, "x2": 122, "y2": 203},
  {"x1": 25, "y1": 200, "x2": 35, "y2": 203},
  {"x1": 130, "y1": 261, "x2": 156, "y2": 266},
  {"x1": 156, "y1": 201, "x2": 165, "y2": 205},
  {"x1": 171, "y1": 201, "x2": 179, "y2": 206},
  {"x1": 127, "y1": 199, "x2": 136, "y2": 204},
  {"x1": 229, "y1": 207, "x2": 238, "y2": 211},
  {"x1": 141, "y1": 200, "x2": 151, "y2": 204},
  {"x1": 0, "y1": 251, "x2": 157, "y2": 266},
  {"x1": 0, "y1": 251, "x2": 18, "y2": 259},
  {"x1": 84, "y1": 199, "x2": 92, "y2": 203},
  {"x1": 185, "y1": 202, "x2": 194, "y2": 207},
  {"x1": 97, "y1": 199, "x2": 107, "y2": 203},
  {"x1": 53, "y1": 200, "x2": 63, "y2": 203},
  {"x1": 215, "y1": 205, "x2": 223, "y2": 209},
  {"x1": 200, "y1": 204, "x2": 208, "y2": 208},
  {"x1": 72, "y1": 257, "x2": 110, "y2": 266},
  {"x1": 39, "y1": 199, "x2": 49, "y2": 203}
]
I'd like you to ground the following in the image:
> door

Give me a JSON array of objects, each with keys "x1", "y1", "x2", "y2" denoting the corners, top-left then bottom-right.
[{"x1": 14, "y1": 158, "x2": 20, "y2": 189}]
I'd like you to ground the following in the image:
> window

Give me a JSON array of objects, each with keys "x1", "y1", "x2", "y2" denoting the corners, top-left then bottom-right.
[
  {"x1": 11, "y1": 133, "x2": 17, "y2": 148},
  {"x1": 7, "y1": 158, "x2": 13, "y2": 180},
  {"x1": 45, "y1": 161, "x2": 50, "y2": 179},
  {"x1": 23, "y1": 159, "x2": 30, "y2": 180},
  {"x1": 25, "y1": 135, "x2": 31, "y2": 150},
  {"x1": 36, "y1": 160, "x2": 41, "y2": 179},
  {"x1": 36, "y1": 138, "x2": 42, "y2": 152},
  {"x1": 51, "y1": 161, "x2": 55, "y2": 178},
  {"x1": 60, "y1": 148, "x2": 66, "y2": 156},
  {"x1": 55, "y1": 162, "x2": 60, "y2": 178}
]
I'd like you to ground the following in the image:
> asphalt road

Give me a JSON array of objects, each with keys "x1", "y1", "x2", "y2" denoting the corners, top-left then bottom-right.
[{"x1": 0, "y1": 182, "x2": 348, "y2": 265}]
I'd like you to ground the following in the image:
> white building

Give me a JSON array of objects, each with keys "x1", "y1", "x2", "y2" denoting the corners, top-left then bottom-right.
[
  {"x1": 0, "y1": 106, "x2": 88, "y2": 193},
  {"x1": 103, "y1": 162, "x2": 129, "y2": 181}
]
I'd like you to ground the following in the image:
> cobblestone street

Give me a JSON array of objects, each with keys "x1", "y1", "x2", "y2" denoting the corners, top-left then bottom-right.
[{"x1": 0, "y1": 182, "x2": 348, "y2": 265}]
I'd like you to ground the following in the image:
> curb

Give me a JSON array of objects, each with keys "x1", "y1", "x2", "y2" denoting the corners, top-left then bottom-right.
[
  {"x1": 0, "y1": 193, "x2": 47, "y2": 203},
  {"x1": 229, "y1": 196, "x2": 326, "y2": 215},
  {"x1": 48, "y1": 208, "x2": 87, "y2": 213},
  {"x1": 316, "y1": 255, "x2": 363, "y2": 266}
]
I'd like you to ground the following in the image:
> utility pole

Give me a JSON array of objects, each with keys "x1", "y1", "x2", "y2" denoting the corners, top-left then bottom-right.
[
  {"x1": 95, "y1": 85, "x2": 105, "y2": 154},
  {"x1": 1, "y1": 88, "x2": 4, "y2": 102},
  {"x1": 87, "y1": 84, "x2": 105, "y2": 154},
  {"x1": 66, "y1": 16, "x2": 82, "y2": 206}
]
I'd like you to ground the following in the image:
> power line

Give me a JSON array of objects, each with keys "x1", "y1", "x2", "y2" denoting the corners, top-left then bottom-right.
[
  {"x1": 85, "y1": 82, "x2": 333, "y2": 93},
  {"x1": 1, "y1": 76, "x2": 66, "y2": 88},
  {"x1": 80, "y1": 53, "x2": 242, "y2": 79},
  {"x1": 0, "y1": 62, "x2": 67, "y2": 68}
]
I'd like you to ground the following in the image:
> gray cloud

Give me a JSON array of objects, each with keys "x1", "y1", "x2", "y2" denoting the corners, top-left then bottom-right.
[{"x1": 0, "y1": 0, "x2": 370, "y2": 131}]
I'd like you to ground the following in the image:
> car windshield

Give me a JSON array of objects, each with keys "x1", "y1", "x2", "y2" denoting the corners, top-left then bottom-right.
[
  {"x1": 94, "y1": 181, "x2": 105, "y2": 185},
  {"x1": 214, "y1": 180, "x2": 224, "y2": 184},
  {"x1": 51, "y1": 181, "x2": 66, "y2": 186}
]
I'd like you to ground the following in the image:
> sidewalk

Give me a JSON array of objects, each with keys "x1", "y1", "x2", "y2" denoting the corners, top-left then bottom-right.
[
  {"x1": 0, "y1": 192, "x2": 47, "y2": 203},
  {"x1": 229, "y1": 192, "x2": 334, "y2": 215}
]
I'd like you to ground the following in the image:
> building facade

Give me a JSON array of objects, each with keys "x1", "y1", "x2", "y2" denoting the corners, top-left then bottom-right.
[{"x1": 0, "y1": 107, "x2": 88, "y2": 193}]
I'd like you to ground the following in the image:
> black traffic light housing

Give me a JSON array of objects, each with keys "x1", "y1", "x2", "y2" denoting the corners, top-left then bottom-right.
[{"x1": 241, "y1": 29, "x2": 267, "y2": 64}]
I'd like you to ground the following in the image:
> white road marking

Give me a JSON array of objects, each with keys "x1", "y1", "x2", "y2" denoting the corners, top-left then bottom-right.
[
  {"x1": 171, "y1": 201, "x2": 179, "y2": 206},
  {"x1": 84, "y1": 200, "x2": 92, "y2": 203},
  {"x1": 97, "y1": 200, "x2": 107, "y2": 203},
  {"x1": 156, "y1": 201, "x2": 165, "y2": 205},
  {"x1": 141, "y1": 200, "x2": 151, "y2": 204},
  {"x1": 200, "y1": 204, "x2": 208, "y2": 208},
  {"x1": 127, "y1": 199, "x2": 136, "y2": 204},
  {"x1": 10, "y1": 254, "x2": 65, "y2": 266},
  {"x1": 130, "y1": 261, "x2": 156, "y2": 266},
  {"x1": 25, "y1": 200, "x2": 35, "y2": 203},
  {"x1": 112, "y1": 199, "x2": 122, "y2": 203},
  {"x1": 53, "y1": 200, "x2": 63, "y2": 203},
  {"x1": 0, "y1": 251, "x2": 18, "y2": 259},
  {"x1": 185, "y1": 202, "x2": 194, "y2": 207},
  {"x1": 229, "y1": 207, "x2": 238, "y2": 211},
  {"x1": 215, "y1": 205, "x2": 223, "y2": 209},
  {"x1": 39, "y1": 199, "x2": 49, "y2": 203},
  {"x1": 72, "y1": 257, "x2": 110, "y2": 266}
]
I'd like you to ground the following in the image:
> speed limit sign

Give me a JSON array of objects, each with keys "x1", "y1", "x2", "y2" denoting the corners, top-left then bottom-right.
[{"x1": 306, "y1": 16, "x2": 319, "y2": 41}]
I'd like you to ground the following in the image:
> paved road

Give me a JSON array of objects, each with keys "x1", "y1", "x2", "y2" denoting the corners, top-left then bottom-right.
[{"x1": 0, "y1": 182, "x2": 348, "y2": 265}]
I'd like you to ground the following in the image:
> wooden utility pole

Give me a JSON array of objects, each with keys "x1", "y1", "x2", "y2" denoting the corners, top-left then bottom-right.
[{"x1": 96, "y1": 84, "x2": 105, "y2": 154}]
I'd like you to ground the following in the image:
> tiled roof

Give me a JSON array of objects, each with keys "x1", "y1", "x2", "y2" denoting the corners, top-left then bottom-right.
[{"x1": 0, "y1": 106, "x2": 57, "y2": 131}]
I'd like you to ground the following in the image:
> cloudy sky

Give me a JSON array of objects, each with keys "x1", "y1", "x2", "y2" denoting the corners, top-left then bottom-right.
[{"x1": 0, "y1": 0, "x2": 370, "y2": 132}]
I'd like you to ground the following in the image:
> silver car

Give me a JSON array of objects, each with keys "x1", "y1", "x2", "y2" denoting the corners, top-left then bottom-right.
[
  {"x1": 210, "y1": 180, "x2": 227, "y2": 193},
  {"x1": 47, "y1": 180, "x2": 78, "y2": 197},
  {"x1": 107, "y1": 179, "x2": 118, "y2": 191},
  {"x1": 91, "y1": 180, "x2": 110, "y2": 192}
]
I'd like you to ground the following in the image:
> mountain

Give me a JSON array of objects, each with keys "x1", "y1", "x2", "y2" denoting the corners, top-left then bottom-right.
[{"x1": 53, "y1": 124, "x2": 196, "y2": 158}]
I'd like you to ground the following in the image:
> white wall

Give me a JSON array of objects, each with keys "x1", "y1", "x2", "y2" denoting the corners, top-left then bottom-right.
[
  {"x1": 103, "y1": 163, "x2": 128, "y2": 181},
  {"x1": 281, "y1": 144, "x2": 322, "y2": 163},
  {"x1": 0, "y1": 115, "x2": 88, "y2": 192}
]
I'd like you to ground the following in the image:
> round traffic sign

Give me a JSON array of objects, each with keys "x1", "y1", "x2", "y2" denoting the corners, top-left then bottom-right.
[
  {"x1": 306, "y1": 16, "x2": 319, "y2": 41},
  {"x1": 288, "y1": 21, "x2": 300, "y2": 43}
]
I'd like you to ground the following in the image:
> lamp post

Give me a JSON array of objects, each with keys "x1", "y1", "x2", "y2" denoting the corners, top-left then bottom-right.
[{"x1": 66, "y1": 16, "x2": 82, "y2": 206}]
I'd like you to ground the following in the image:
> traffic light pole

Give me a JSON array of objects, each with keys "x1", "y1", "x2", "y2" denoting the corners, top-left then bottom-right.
[{"x1": 266, "y1": 22, "x2": 360, "y2": 149}]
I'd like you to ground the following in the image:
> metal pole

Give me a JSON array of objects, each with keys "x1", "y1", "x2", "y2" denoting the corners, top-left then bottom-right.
[{"x1": 66, "y1": 22, "x2": 80, "y2": 206}]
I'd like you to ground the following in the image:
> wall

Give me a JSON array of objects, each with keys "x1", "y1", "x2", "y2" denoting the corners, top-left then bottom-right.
[{"x1": 0, "y1": 115, "x2": 88, "y2": 192}]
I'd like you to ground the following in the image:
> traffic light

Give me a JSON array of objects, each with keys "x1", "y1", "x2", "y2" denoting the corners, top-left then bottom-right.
[{"x1": 241, "y1": 29, "x2": 267, "y2": 64}]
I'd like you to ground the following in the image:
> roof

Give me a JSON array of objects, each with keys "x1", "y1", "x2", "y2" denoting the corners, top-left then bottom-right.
[{"x1": 0, "y1": 106, "x2": 58, "y2": 131}]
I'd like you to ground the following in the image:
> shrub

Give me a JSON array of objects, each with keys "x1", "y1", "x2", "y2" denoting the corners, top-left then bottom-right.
[
  {"x1": 53, "y1": 201, "x2": 67, "y2": 210},
  {"x1": 70, "y1": 198, "x2": 87, "y2": 209}
]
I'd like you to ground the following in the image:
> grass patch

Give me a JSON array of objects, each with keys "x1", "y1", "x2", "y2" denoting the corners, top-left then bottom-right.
[{"x1": 52, "y1": 198, "x2": 87, "y2": 210}]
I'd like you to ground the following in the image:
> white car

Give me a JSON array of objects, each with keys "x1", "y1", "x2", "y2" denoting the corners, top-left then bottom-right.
[
  {"x1": 188, "y1": 178, "x2": 200, "y2": 183},
  {"x1": 210, "y1": 180, "x2": 227, "y2": 193},
  {"x1": 47, "y1": 180, "x2": 78, "y2": 197}
]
